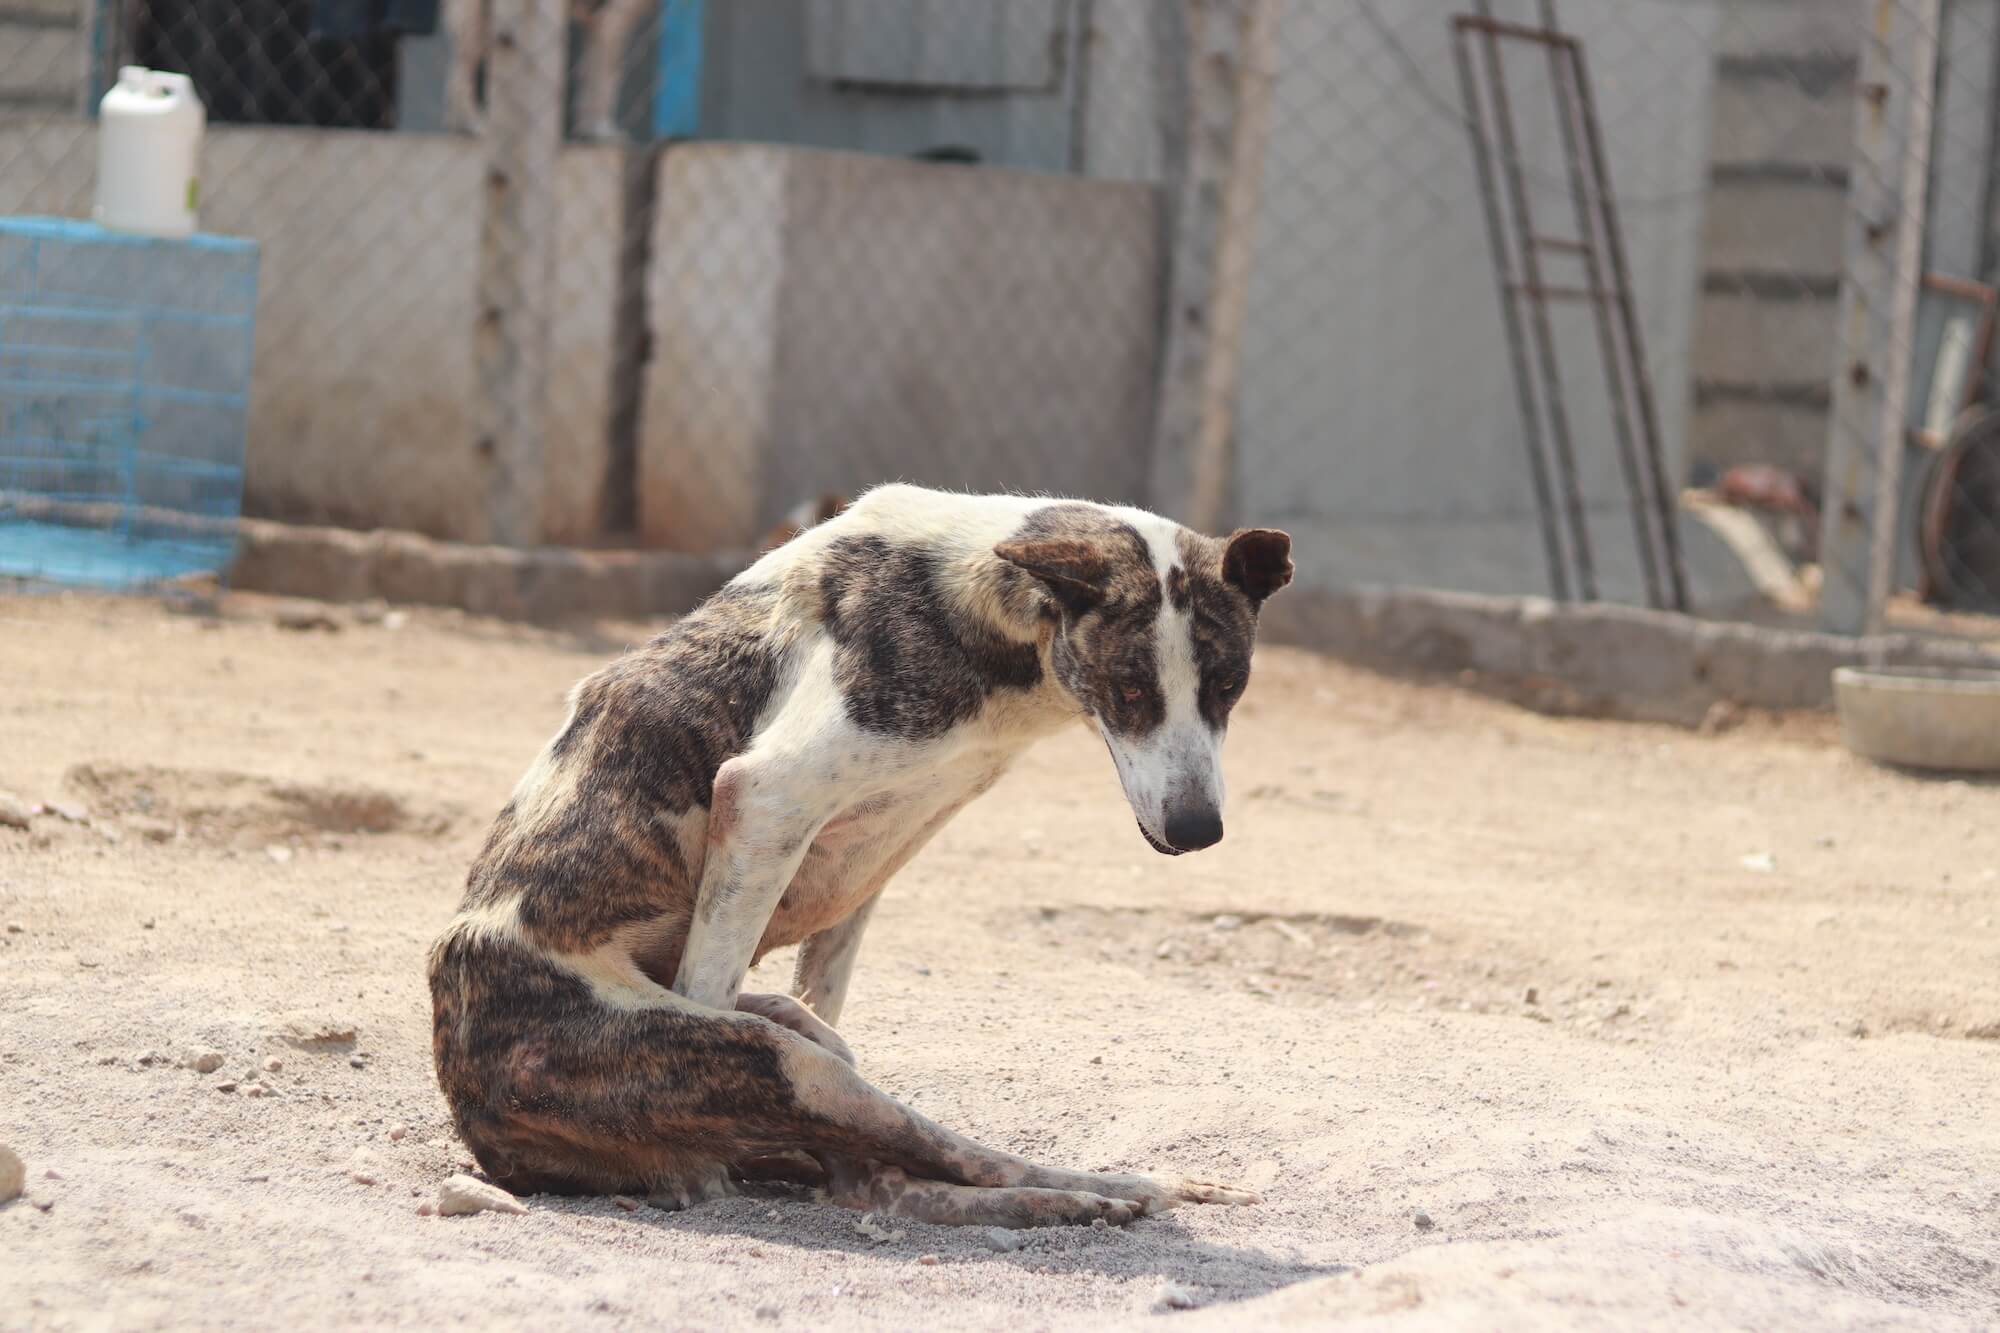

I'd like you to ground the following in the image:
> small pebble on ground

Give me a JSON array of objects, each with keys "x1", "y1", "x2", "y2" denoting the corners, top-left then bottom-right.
[
  {"x1": 0, "y1": 1145, "x2": 24, "y2": 1203},
  {"x1": 436, "y1": 1173, "x2": 526, "y2": 1217},
  {"x1": 854, "y1": 1214, "x2": 906, "y2": 1243},
  {"x1": 126, "y1": 816, "x2": 177, "y2": 843},
  {"x1": 278, "y1": 1014, "x2": 360, "y2": 1052}
]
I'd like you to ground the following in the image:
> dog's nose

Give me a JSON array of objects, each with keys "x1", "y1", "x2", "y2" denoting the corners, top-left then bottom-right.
[{"x1": 1164, "y1": 807, "x2": 1224, "y2": 852}]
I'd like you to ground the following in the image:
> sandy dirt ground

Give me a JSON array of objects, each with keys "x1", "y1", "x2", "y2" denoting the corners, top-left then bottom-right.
[{"x1": 1, "y1": 590, "x2": 1997, "y2": 1331}]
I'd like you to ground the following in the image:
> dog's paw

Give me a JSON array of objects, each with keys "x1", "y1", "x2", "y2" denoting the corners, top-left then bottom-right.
[
  {"x1": 736, "y1": 992, "x2": 856, "y2": 1067},
  {"x1": 1076, "y1": 1172, "x2": 1262, "y2": 1213},
  {"x1": 1166, "y1": 1178, "x2": 1262, "y2": 1207}
]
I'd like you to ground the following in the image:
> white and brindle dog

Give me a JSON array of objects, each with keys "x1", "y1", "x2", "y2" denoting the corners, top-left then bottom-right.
[{"x1": 429, "y1": 485, "x2": 1294, "y2": 1227}]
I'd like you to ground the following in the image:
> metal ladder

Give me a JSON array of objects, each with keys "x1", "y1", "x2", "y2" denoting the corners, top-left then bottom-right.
[{"x1": 1450, "y1": 0, "x2": 1688, "y2": 611}]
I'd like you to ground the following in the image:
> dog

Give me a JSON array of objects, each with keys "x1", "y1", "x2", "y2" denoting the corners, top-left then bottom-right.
[
  {"x1": 757, "y1": 493, "x2": 851, "y2": 554},
  {"x1": 429, "y1": 484, "x2": 1294, "y2": 1226},
  {"x1": 442, "y1": 0, "x2": 650, "y2": 140},
  {"x1": 1714, "y1": 463, "x2": 1819, "y2": 563}
]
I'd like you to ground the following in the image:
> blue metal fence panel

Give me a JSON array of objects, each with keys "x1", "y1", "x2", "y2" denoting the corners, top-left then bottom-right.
[
  {"x1": 653, "y1": 0, "x2": 707, "y2": 138},
  {"x1": 0, "y1": 216, "x2": 259, "y2": 589}
]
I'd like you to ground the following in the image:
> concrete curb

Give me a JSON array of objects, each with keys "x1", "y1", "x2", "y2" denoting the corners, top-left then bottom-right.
[
  {"x1": 1262, "y1": 586, "x2": 2000, "y2": 727},
  {"x1": 230, "y1": 519, "x2": 748, "y2": 622}
]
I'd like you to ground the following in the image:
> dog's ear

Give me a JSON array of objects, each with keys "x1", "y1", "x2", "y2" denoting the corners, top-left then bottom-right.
[
  {"x1": 1222, "y1": 528, "x2": 1293, "y2": 604},
  {"x1": 994, "y1": 537, "x2": 1111, "y2": 615}
]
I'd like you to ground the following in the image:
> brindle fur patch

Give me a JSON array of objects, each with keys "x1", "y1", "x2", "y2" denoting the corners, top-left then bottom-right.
[
  {"x1": 1001, "y1": 505, "x2": 1166, "y2": 739},
  {"x1": 817, "y1": 534, "x2": 1042, "y2": 740},
  {"x1": 1001, "y1": 505, "x2": 1155, "y2": 604},
  {"x1": 472, "y1": 584, "x2": 782, "y2": 953},
  {"x1": 431, "y1": 924, "x2": 802, "y2": 1195}
]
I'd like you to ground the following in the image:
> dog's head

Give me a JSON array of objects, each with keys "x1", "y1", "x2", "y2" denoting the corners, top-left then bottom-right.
[{"x1": 996, "y1": 507, "x2": 1293, "y2": 855}]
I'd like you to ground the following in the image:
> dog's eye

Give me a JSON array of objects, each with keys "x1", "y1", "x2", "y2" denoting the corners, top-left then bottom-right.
[{"x1": 1121, "y1": 685, "x2": 1144, "y2": 703}]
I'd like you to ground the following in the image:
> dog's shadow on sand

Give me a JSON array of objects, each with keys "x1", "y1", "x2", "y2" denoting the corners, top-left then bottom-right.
[{"x1": 539, "y1": 1183, "x2": 1348, "y2": 1308}]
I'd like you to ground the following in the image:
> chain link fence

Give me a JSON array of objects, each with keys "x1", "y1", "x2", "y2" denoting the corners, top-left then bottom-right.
[{"x1": 2, "y1": 0, "x2": 1996, "y2": 641}]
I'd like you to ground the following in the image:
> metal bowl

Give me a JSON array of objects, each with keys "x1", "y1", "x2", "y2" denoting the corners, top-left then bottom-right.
[{"x1": 1833, "y1": 666, "x2": 2000, "y2": 772}]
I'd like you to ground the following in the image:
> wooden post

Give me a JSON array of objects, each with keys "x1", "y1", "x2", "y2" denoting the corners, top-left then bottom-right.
[
  {"x1": 1818, "y1": 0, "x2": 1939, "y2": 634},
  {"x1": 1149, "y1": 0, "x2": 1279, "y2": 536},
  {"x1": 476, "y1": 0, "x2": 565, "y2": 547},
  {"x1": 81, "y1": 0, "x2": 121, "y2": 113}
]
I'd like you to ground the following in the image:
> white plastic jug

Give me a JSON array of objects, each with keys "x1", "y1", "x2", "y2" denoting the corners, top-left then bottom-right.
[{"x1": 94, "y1": 66, "x2": 206, "y2": 238}]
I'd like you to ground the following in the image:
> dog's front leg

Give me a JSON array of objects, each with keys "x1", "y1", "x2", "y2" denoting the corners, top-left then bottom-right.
[
  {"x1": 791, "y1": 893, "x2": 880, "y2": 1028},
  {"x1": 672, "y1": 756, "x2": 829, "y2": 1010}
]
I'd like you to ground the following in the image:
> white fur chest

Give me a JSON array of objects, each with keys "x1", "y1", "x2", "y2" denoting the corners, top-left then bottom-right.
[{"x1": 755, "y1": 745, "x2": 1017, "y2": 954}]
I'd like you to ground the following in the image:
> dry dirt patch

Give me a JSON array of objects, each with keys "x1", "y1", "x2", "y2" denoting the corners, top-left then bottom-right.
[
  {"x1": 59, "y1": 762, "x2": 458, "y2": 848},
  {"x1": 1023, "y1": 904, "x2": 1661, "y2": 1043}
]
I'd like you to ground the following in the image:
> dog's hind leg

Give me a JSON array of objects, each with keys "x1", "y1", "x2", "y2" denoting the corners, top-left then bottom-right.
[
  {"x1": 824, "y1": 1160, "x2": 1143, "y2": 1228},
  {"x1": 437, "y1": 933, "x2": 1252, "y2": 1225},
  {"x1": 778, "y1": 1039, "x2": 1260, "y2": 1223}
]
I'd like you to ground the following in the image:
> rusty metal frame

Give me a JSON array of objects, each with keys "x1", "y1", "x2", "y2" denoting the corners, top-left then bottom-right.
[
  {"x1": 1450, "y1": 2, "x2": 1687, "y2": 610},
  {"x1": 1912, "y1": 272, "x2": 1999, "y2": 450},
  {"x1": 1914, "y1": 274, "x2": 2000, "y2": 603}
]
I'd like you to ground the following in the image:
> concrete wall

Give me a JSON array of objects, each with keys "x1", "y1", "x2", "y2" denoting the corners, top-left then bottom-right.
[
  {"x1": 640, "y1": 142, "x2": 1164, "y2": 551},
  {"x1": 0, "y1": 120, "x2": 634, "y2": 546},
  {"x1": 0, "y1": 0, "x2": 86, "y2": 116},
  {"x1": 696, "y1": 0, "x2": 1178, "y2": 182},
  {"x1": 1232, "y1": 0, "x2": 1723, "y2": 603}
]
